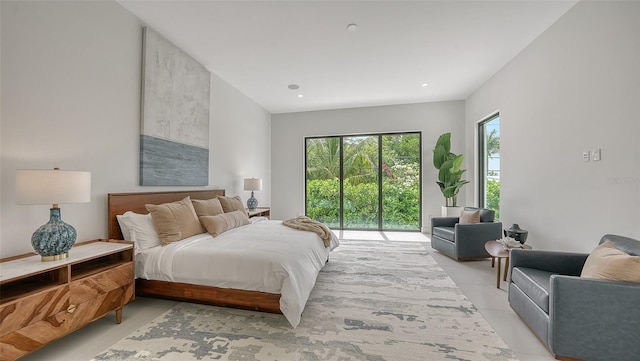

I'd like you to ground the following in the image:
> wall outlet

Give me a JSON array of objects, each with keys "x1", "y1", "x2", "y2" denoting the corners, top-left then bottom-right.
[
  {"x1": 592, "y1": 148, "x2": 601, "y2": 161},
  {"x1": 582, "y1": 150, "x2": 590, "y2": 162}
]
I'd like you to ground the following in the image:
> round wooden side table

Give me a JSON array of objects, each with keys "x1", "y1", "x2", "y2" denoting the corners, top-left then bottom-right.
[{"x1": 484, "y1": 240, "x2": 532, "y2": 289}]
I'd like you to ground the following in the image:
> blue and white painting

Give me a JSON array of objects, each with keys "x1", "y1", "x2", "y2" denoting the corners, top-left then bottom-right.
[{"x1": 141, "y1": 27, "x2": 210, "y2": 186}]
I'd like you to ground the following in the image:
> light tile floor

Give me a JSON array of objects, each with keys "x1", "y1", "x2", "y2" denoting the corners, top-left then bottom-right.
[{"x1": 21, "y1": 231, "x2": 555, "y2": 361}]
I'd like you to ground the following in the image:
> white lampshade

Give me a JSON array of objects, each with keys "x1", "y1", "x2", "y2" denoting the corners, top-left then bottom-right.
[
  {"x1": 16, "y1": 169, "x2": 91, "y2": 205},
  {"x1": 243, "y1": 178, "x2": 262, "y2": 192}
]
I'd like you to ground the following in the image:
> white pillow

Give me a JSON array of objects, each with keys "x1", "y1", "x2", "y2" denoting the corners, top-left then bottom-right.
[
  {"x1": 118, "y1": 211, "x2": 161, "y2": 253},
  {"x1": 116, "y1": 214, "x2": 132, "y2": 241}
]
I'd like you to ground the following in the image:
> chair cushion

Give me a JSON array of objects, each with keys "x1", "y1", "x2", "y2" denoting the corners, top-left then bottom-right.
[
  {"x1": 511, "y1": 267, "x2": 556, "y2": 313},
  {"x1": 581, "y1": 241, "x2": 640, "y2": 283},
  {"x1": 460, "y1": 209, "x2": 480, "y2": 224},
  {"x1": 432, "y1": 226, "x2": 455, "y2": 242}
]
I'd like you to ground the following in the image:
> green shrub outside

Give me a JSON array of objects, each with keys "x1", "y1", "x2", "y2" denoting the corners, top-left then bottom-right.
[
  {"x1": 306, "y1": 179, "x2": 340, "y2": 227},
  {"x1": 306, "y1": 177, "x2": 419, "y2": 230},
  {"x1": 486, "y1": 179, "x2": 500, "y2": 220}
]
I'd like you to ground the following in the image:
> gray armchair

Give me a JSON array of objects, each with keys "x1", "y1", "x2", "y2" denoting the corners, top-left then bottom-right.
[
  {"x1": 508, "y1": 234, "x2": 640, "y2": 361},
  {"x1": 430, "y1": 207, "x2": 502, "y2": 261}
]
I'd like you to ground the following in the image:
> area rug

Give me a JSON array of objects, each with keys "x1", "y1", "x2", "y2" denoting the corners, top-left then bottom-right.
[{"x1": 94, "y1": 240, "x2": 518, "y2": 361}]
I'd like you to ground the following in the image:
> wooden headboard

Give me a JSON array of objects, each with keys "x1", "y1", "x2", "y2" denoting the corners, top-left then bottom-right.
[{"x1": 107, "y1": 189, "x2": 225, "y2": 240}]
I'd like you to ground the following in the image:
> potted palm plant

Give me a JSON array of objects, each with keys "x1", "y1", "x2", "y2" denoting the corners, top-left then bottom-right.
[{"x1": 433, "y1": 133, "x2": 469, "y2": 216}]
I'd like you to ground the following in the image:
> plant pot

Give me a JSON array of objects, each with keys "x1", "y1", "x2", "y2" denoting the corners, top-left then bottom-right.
[{"x1": 441, "y1": 206, "x2": 463, "y2": 217}]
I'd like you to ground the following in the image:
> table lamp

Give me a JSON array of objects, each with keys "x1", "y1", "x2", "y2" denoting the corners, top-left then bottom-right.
[
  {"x1": 243, "y1": 178, "x2": 262, "y2": 210},
  {"x1": 16, "y1": 168, "x2": 91, "y2": 261}
]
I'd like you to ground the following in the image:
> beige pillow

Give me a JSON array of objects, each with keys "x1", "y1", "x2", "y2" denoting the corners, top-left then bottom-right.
[
  {"x1": 218, "y1": 195, "x2": 245, "y2": 213},
  {"x1": 580, "y1": 241, "x2": 640, "y2": 283},
  {"x1": 199, "y1": 210, "x2": 250, "y2": 237},
  {"x1": 460, "y1": 209, "x2": 480, "y2": 224},
  {"x1": 146, "y1": 196, "x2": 202, "y2": 245},
  {"x1": 192, "y1": 197, "x2": 224, "y2": 218}
]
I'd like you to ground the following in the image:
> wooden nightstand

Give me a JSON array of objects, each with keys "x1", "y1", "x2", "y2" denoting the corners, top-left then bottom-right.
[
  {"x1": 247, "y1": 207, "x2": 270, "y2": 219},
  {"x1": 0, "y1": 239, "x2": 134, "y2": 360}
]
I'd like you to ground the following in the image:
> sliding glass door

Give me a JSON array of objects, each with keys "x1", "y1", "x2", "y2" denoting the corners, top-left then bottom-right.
[
  {"x1": 305, "y1": 132, "x2": 421, "y2": 231},
  {"x1": 305, "y1": 137, "x2": 341, "y2": 228},
  {"x1": 343, "y1": 135, "x2": 379, "y2": 228},
  {"x1": 382, "y1": 134, "x2": 421, "y2": 230}
]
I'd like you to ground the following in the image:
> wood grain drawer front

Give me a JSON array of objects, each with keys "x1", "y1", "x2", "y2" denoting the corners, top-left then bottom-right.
[
  {"x1": 70, "y1": 263, "x2": 133, "y2": 305},
  {"x1": 0, "y1": 285, "x2": 69, "y2": 338},
  {"x1": 0, "y1": 285, "x2": 132, "y2": 361}
]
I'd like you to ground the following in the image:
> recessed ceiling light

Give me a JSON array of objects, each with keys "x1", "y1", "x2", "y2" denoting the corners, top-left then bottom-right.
[
  {"x1": 288, "y1": 84, "x2": 300, "y2": 90},
  {"x1": 421, "y1": 83, "x2": 429, "y2": 87},
  {"x1": 347, "y1": 23, "x2": 358, "y2": 32},
  {"x1": 297, "y1": 94, "x2": 304, "y2": 98}
]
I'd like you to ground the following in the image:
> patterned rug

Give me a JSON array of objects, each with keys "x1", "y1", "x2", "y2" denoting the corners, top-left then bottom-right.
[{"x1": 94, "y1": 241, "x2": 518, "y2": 361}]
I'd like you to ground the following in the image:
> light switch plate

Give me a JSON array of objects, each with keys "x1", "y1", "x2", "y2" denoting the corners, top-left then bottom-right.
[{"x1": 592, "y1": 148, "x2": 601, "y2": 161}]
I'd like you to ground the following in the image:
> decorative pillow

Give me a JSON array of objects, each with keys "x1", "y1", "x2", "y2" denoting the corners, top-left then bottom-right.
[
  {"x1": 218, "y1": 195, "x2": 245, "y2": 213},
  {"x1": 117, "y1": 211, "x2": 161, "y2": 253},
  {"x1": 199, "y1": 210, "x2": 250, "y2": 237},
  {"x1": 116, "y1": 214, "x2": 132, "y2": 241},
  {"x1": 580, "y1": 241, "x2": 640, "y2": 283},
  {"x1": 145, "y1": 196, "x2": 202, "y2": 245},
  {"x1": 192, "y1": 197, "x2": 224, "y2": 218},
  {"x1": 460, "y1": 209, "x2": 480, "y2": 224}
]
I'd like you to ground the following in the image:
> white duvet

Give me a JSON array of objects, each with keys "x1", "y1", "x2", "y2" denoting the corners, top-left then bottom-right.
[{"x1": 136, "y1": 218, "x2": 339, "y2": 327}]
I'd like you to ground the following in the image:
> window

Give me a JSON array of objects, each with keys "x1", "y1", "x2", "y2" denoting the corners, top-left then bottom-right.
[
  {"x1": 478, "y1": 114, "x2": 500, "y2": 219},
  {"x1": 305, "y1": 132, "x2": 421, "y2": 230}
]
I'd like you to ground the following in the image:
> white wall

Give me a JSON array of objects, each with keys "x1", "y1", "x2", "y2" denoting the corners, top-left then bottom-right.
[
  {"x1": 271, "y1": 101, "x2": 465, "y2": 231},
  {"x1": 0, "y1": 1, "x2": 3, "y2": 237},
  {"x1": 465, "y1": 1, "x2": 640, "y2": 252},
  {"x1": 0, "y1": 1, "x2": 270, "y2": 258},
  {"x1": 209, "y1": 71, "x2": 271, "y2": 202}
]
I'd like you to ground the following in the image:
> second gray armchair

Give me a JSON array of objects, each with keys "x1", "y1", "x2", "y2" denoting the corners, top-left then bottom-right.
[{"x1": 430, "y1": 207, "x2": 502, "y2": 261}]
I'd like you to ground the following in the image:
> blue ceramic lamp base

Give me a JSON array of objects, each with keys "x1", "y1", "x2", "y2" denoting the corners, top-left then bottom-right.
[
  {"x1": 246, "y1": 191, "x2": 258, "y2": 210},
  {"x1": 32, "y1": 207, "x2": 77, "y2": 262}
]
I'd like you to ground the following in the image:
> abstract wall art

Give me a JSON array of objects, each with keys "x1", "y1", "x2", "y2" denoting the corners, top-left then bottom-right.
[{"x1": 140, "y1": 27, "x2": 210, "y2": 186}]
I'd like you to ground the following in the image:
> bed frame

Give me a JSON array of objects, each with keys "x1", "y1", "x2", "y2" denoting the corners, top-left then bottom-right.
[{"x1": 107, "y1": 189, "x2": 282, "y2": 314}]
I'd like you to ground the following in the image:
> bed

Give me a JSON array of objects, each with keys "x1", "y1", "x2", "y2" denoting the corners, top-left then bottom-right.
[{"x1": 107, "y1": 189, "x2": 338, "y2": 327}]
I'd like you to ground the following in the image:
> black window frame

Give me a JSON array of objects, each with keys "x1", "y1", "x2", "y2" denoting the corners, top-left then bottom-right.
[{"x1": 478, "y1": 113, "x2": 500, "y2": 210}]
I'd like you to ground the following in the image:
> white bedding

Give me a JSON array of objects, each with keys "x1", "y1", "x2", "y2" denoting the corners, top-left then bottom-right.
[{"x1": 136, "y1": 218, "x2": 339, "y2": 327}]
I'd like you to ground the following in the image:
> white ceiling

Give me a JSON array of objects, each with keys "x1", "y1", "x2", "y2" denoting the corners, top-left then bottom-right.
[{"x1": 118, "y1": 0, "x2": 577, "y2": 114}]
